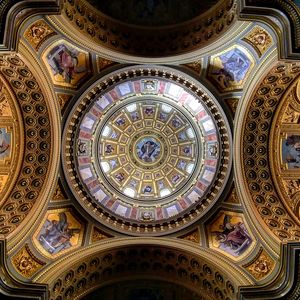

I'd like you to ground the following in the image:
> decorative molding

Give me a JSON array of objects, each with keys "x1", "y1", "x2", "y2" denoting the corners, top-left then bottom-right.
[
  {"x1": 24, "y1": 19, "x2": 56, "y2": 51},
  {"x1": 224, "y1": 98, "x2": 239, "y2": 117},
  {"x1": 97, "y1": 57, "x2": 117, "y2": 72},
  {"x1": 56, "y1": 93, "x2": 73, "y2": 113},
  {"x1": 183, "y1": 61, "x2": 202, "y2": 75},
  {"x1": 52, "y1": 180, "x2": 68, "y2": 201},
  {"x1": 224, "y1": 186, "x2": 240, "y2": 204},
  {"x1": 239, "y1": 243, "x2": 300, "y2": 299},
  {"x1": 242, "y1": 26, "x2": 273, "y2": 57}
]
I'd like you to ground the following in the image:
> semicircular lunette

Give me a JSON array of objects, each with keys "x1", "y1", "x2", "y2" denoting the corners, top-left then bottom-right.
[
  {"x1": 37, "y1": 244, "x2": 241, "y2": 300},
  {"x1": 62, "y1": 65, "x2": 232, "y2": 235}
]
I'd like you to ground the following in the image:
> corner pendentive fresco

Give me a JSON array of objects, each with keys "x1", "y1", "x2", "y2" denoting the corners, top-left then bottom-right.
[
  {"x1": 34, "y1": 209, "x2": 84, "y2": 257},
  {"x1": 207, "y1": 211, "x2": 253, "y2": 258},
  {"x1": 43, "y1": 41, "x2": 90, "y2": 88},
  {"x1": 208, "y1": 46, "x2": 254, "y2": 93}
]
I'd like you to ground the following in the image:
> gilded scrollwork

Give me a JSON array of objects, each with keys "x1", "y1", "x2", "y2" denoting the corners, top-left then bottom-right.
[
  {"x1": 283, "y1": 179, "x2": 300, "y2": 199},
  {"x1": 12, "y1": 244, "x2": 46, "y2": 278},
  {"x1": 183, "y1": 60, "x2": 202, "y2": 74},
  {"x1": 97, "y1": 57, "x2": 116, "y2": 72},
  {"x1": 52, "y1": 181, "x2": 67, "y2": 201},
  {"x1": 57, "y1": 93, "x2": 72, "y2": 112},
  {"x1": 243, "y1": 26, "x2": 273, "y2": 57},
  {"x1": 244, "y1": 249, "x2": 274, "y2": 280},
  {"x1": 91, "y1": 227, "x2": 113, "y2": 243},
  {"x1": 224, "y1": 98, "x2": 239, "y2": 117},
  {"x1": 24, "y1": 19, "x2": 56, "y2": 51},
  {"x1": 282, "y1": 104, "x2": 300, "y2": 124},
  {"x1": 178, "y1": 228, "x2": 200, "y2": 244}
]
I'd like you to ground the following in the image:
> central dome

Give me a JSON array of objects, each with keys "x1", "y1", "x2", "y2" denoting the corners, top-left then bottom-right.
[
  {"x1": 96, "y1": 97, "x2": 202, "y2": 202},
  {"x1": 62, "y1": 66, "x2": 232, "y2": 235}
]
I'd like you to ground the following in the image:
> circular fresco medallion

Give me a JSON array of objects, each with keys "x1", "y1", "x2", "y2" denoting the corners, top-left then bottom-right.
[{"x1": 62, "y1": 66, "x2": 232, "y2": 235}]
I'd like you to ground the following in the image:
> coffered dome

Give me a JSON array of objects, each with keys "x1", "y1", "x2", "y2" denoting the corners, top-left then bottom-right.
[{"x1": 62, "y1": 65, "x2": 232, "y2": 235}]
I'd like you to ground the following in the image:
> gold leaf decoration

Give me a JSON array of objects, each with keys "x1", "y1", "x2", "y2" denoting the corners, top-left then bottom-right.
[
  {"x1": 91, "y1": 227, "x2": 113, "y2": 243},
  {"x1": 244, "y1": 249, "x2": 274, "y2": 280},
  {"x1": 57, "y1": 93, "x2": 73, "y2": 111},
  {"x1": 97, "y1": 57, "x2": 117, "y2": 72},
  {"x1": 178, "y1": 228, "x2": 200, "y2": 244},
  {"x1": 184, "y1": 61, "x2": 201, "y2": 74},
  {"x1": 224, "y1": 98, "x2": 239, "y2": 117},
  {"x1": 224, "y1": 187, "x2": 240, "y2": 204},
  {"x1": 13, "y1": 244, "x2": 46, "y2": 278},
  {"x1": 24, "y1": 20, "x2": 56, "y2": 51},
  {"x1": 243, "y1": 26, "x2": 272, "y2": 57},
  {"x1": 52, "y1": 181, "x2": 68, "y2": 201}
]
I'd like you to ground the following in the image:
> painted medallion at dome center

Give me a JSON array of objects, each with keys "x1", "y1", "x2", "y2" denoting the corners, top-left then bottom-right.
[{"x1": 135, "y1": 137, "x2": 161, "y2": 164}]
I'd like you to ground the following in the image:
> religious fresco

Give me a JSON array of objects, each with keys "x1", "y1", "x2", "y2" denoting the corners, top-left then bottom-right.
[
  {"x1": 208, "y1": 211, "x2": 253, "y2": 258},
  {"x1": 0, "y1": 128, "x2": 11, "y2": 159},
  {"x1": 34, "y1": 209, "x2": 84, "y2": 257},
  {"x1": 136, "y1": 137, "x2": 161, "y2": 163},
  {"x1": 243, "y1": 26, "x2": 273, "y2": 57},
  {"x1": 43, "y1": 41, "x2": 90, "y2": 88},
  {"x1": 281, "y1": 134, "x2": 300, "y2": 169},
  {"x1": 208, "y1": 46, "x2": 254, "y2": 92}
]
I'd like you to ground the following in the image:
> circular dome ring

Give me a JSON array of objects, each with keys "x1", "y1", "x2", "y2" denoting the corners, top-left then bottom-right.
[{"x1": 62, "y1": 65, "x2": 232, "y2": 235}]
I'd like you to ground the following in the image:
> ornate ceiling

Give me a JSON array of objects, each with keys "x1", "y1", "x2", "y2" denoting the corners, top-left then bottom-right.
[{"x1": 0, "y1": 0, "x2": 300, "y2": 299}]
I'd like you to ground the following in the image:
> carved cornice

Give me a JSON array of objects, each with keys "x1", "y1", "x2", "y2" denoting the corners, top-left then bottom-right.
[
  {"x1": 0, "y1": 240, "x2": 47, "y2": 300},
  {"x1": 0, "y1": 0, "x2": 61, "y2": 51},
  {"x1": 239, "y1": 0, "x2": 300, "y2": 59},
  {"x1": 239, "y1": 242, "x2": 300, "y2": 299}
]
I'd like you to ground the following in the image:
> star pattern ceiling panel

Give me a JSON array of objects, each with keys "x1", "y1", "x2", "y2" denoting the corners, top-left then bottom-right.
[{"x1": 62, "y1": 66, "x2": 232, "y2": 235}]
